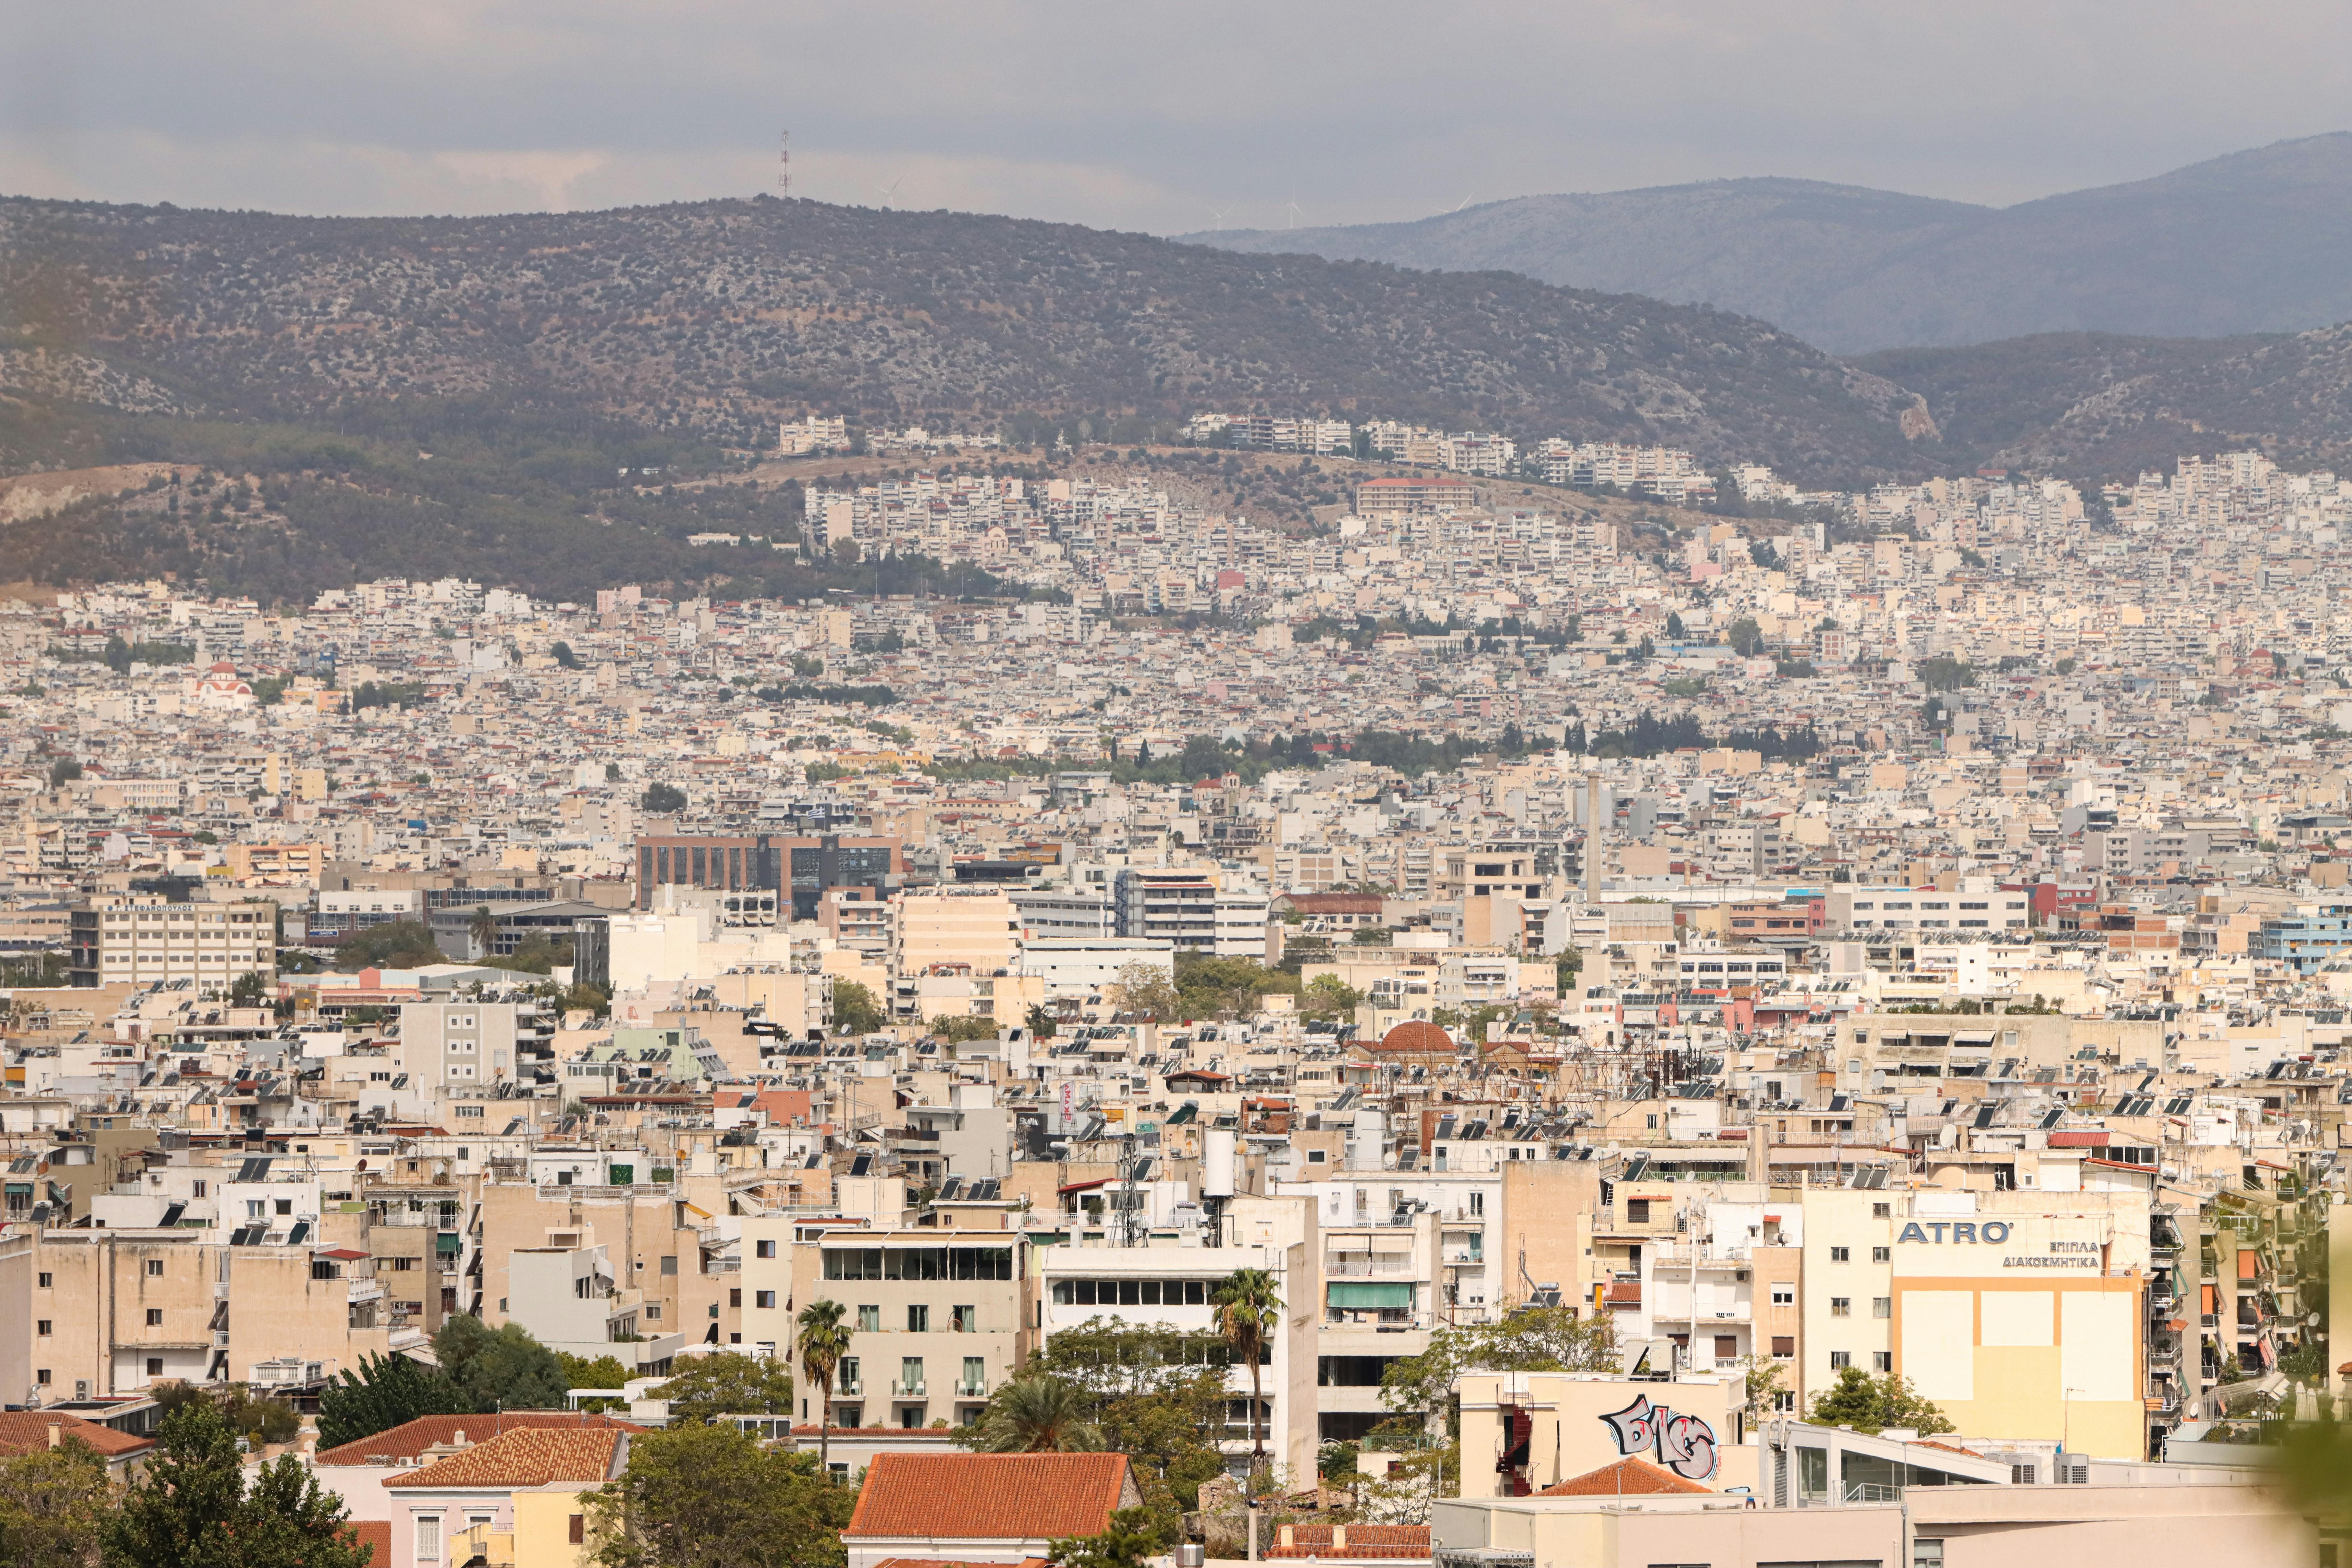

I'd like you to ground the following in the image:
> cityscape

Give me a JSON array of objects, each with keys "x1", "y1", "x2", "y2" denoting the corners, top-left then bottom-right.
[{"x1": 7, "y1": 10, "x2": 2352, "y2": 1567}]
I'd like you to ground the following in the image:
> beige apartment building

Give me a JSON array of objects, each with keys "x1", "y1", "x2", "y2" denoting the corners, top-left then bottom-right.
[
  {"x1": 739, "y1": 1222, "x2": 1034, "y2": 1447},
  {"x1": 0, "y1": 1228, "x2": 392, "y2": 1404},
  {"x1": 476, "y1": 1177, "x2": 742, "y2": 1359},
  {"x1": 69, "y1": 897, "x2": 276, "y2": 990}
]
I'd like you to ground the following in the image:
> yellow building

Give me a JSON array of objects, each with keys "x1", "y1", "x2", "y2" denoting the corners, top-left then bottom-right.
[{"x1": 383, "y1": 1425, "x2": 627, "y2": 1568}]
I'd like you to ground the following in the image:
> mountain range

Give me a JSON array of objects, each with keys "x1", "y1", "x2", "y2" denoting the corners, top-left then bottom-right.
[{"x1": 1190, "y1": 134, "x2": 2352, "y2": 354}]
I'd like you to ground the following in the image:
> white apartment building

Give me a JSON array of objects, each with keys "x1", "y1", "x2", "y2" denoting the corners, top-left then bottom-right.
[
  {"x1": 78, "y1": 898, "x2": 275, "y2": 989},
  {"x1": 397, "y1": 1002, "x2": 520, "y2": 1087},
  {"x1": 1826, "y1": 879, "x2": 2030, "y2": 933}
]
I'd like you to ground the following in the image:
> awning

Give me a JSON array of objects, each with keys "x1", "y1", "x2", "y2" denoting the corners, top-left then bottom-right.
[
  {"x1": 1059, "y1": 1178, "x2": 1112, "y2": 1195},
  {"x1": 1328, "y1": 1282, "x2": 1414, "y2": 1310}
]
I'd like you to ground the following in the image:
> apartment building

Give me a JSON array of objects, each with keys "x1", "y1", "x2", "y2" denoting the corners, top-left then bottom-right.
[
  {"x1": 398, "y1": 1002, "x2": 521, "y2": 1089},
  {"x1": 69, "y1": 897, "x2": 276, "y2": 989},
  {"x1": 1826, "y1": 879, "x2": 2031, "y2": 933},
  {"x1": 739, "y1": 1224, "x2": 1033, "y2": 1451}
]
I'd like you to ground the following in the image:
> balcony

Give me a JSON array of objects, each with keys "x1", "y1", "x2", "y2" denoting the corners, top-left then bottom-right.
[
  {"x1": 893, "y1": 1380, "x2": 926, "y2": 1397},
  {"x1": 834, "y1": 1380, "x2": 863, "y2": 1397},
  {"x1": 956, "y1": 1381, "x2": 987, "y2": 1398}
]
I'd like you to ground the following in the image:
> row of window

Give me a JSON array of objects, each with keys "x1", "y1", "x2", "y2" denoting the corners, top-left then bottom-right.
[
  {"x1": 1051, "y1": 1277, "x2": 1216, "y2": 1307},
  {"x1": 821, "y1": 1246, "x2": 1016, "y2": 1281}
]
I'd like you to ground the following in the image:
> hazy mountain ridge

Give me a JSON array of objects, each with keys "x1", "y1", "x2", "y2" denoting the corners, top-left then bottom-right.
[
  {"x1": 1191, "y1": 134, "x2": 2352, "y2": 352},
  {"x1": 0, "y1": 193, "x2": 1938, "y2": 483}
]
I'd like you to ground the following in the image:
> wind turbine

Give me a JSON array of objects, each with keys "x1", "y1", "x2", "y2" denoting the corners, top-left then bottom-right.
[
  {"x1": 1454, "y1": 192, "x2": 1476, "y2": 212},
  {"x1": 1210, "y1": 207, "x2": 1229, "y2": 232},
  {"x1": 1285, "y1": 190, "x2": 1306, "y2": 229},
  {"x1": 875, "y1": 177, "x2": 904, "y2": 208}
]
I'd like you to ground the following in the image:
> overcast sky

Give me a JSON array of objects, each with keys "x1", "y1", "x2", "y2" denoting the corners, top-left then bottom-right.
[{"x1": 6, "y1": 2, "x2": 2352, "y2": 234}]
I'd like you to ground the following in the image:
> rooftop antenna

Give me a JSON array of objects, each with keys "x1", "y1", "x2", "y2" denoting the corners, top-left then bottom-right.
[
  {"x1": 777, "y1": 128, "x2": 792, "y2": 198},
  {"x1": 876, "y1": 176, "x2": 903, "y2": 208}
]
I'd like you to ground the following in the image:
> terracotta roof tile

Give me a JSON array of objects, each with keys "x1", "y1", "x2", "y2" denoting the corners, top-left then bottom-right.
[
  {"x1": 316, "y1": 1413, "x2": 640, "y2": 1468},
  {"x1": 1535, "y1": 1456, "x2": 1714, "y2": 1497},
  {"x1": 845, "y1": 1453, "x2": 1136, "y2": 1540},
  {"x1": 0, "y1": 1413, "x2": 154, "y2": 1459},
  {"x1": 382, "y1": 1427, "x2": 623, "y2": 1490},
  {"x1": 347, "y1": 1520, "x2": 392, "y2": 1565}
]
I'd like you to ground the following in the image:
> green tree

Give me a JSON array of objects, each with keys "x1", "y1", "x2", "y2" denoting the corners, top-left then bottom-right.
[
  {"x1": 103, "y1": 1399, "x2": 369, "y2": 1568},
  {"x1": 929, "y1": 1014, "x2": 1000, "y2": 1042},
  {"x1": 0, "y1": 1435, "x2": 107, "y2": 1568},
  {"x1": 432, "y1": 1315, "x2": 570, "y2": 1412},
  {"x1": 1348, "y1": 926, "x2": 1393, "y2": 946},
  {"x1": 1300, "y1": 974, "x2": 1364, "y2": 1021},
  {"x1": 1212, "y1": 1269, "x2": 1282, "y2": 1466},
  {"x1": 1024, "y1": 1002, "x2": 1060, "y2": 1041},
  {"x1": 584, "y1": 1423, "x2": 850, "y2": 1568},
  {"x1": 1047, "y1": 1505, "x2": 1165, "y2": 1568},
  {"x1": 971, "y1": 1377, "x2": 1104, "y2": 1453},
  {"x1": 1113, "y1": 961, "x2": 1181, "y2": 1022},
  {"x1": 104, "y1": 635, "x2": 132, "y2": 674},
  {"x1": 1725, "y1": 616, "x2": 1765, "y2": 657},
  {"x1": 830, "y1": 979, "x2": 885, "y2": 1035},
  {"x1": 48, "y1": 758, "x2": 82, "y2": 789},
  {"x1": 1805, "y1": 1367, "x2": 1953, "y2": 1435},
  {"x1": 654, "y1": 1351, "x2": 795, "y2": 1428},
  {"x1": 553, "y1": 640, "x2": 584, "y2": 668},
  {"x1": 795, "y1": 1300, "x2": 852, "y2": 1478},
  {"x1": 641, "y1": 781, "x2": 688, "y2": 813},
  {"x1": 335, "y1": 918, "x2": 442, "y2": 971},
  {"x1": 560, "y1": 1353, "x2": 635, "y2": 1411},
  {"x1": 468, "y1": 904, "x2": 498, "y2": 956}
]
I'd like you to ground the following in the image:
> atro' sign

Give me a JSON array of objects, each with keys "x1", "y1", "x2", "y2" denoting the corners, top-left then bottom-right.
[
  {"x1": 1895, "y1": 1221, "x2": 2012, "y2": 1244},
  {"x1": 1599, "y1": 1394, "x2": 1719, "y2": 1481}
]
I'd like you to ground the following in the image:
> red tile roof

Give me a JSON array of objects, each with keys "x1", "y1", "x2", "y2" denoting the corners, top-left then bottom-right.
[
  {"x1": 0, "y1": 1412, "x2": 155, "y2": 1459},
  {"x1": 381, "y1": 1427, "x2": 625, "y2": 1490},
  {"x1": 1536, "y1": 1456, "x2": 1714, "y2": 1497},
  {"x1": 347, "y1": 1520, "x2": 392, "y2": 1565},
  {"x1": 845, "y1": 1453, "x2": 1138, "y2": 1541},
  {"x1": 1266, "y1": 1524, "x2": 1432, "y2": 1558},
  {"x1": 316, "y1": 1412, "x2": 640, "y2": 1468}
]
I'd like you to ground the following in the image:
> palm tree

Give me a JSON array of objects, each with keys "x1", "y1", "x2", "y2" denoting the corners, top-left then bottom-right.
[
  {"x1": 468, "y1": 904, "x2": 497, "y2": 959},
  {"x1": 1213, "y1": 1268, "x2": 1283, "y2": 1466},
  {"x1": 796, "y1": 1299, "x2": 852, "y2": 1479},
  {"x1": 973, "y1": 1376, "x2": 1102, "y2": 1453}
]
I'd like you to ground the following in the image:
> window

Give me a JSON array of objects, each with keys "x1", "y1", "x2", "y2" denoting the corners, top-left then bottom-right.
[
  {"x1": 1773, "y1": 1389, "x2": 1796, "y2": 1412},
  {"x1": 1872, "y1": 1203, "x2": 1890, "y2": 1219},
  {"x1": 36, "y1": 1320, "x2": 51, "y2": 1336},
  {"x1": 1914, "y1": 1539, "x2": 1944, "y2": 1568},
  {"x1": 1829, "y1": 1246, "x2": 1849, "y2": 1263},
  {"x1": 1873, "y1": 1297, "x2": 1891, "y2": 1319},
  {"x1": 1874, "y1": 1351, "x2": 1893, "y2": 1372},
  {"x1": 1872, "y1": 1246, "x2": 1890, "y2": 1263},
  {"x1": 36, "y1": 1272, "x2": 51, "y2": 1288},
  {"x1": 570, "y1": 1516, "x2": 586, "y2": 1546},
  {"x1": 755, "y1": 1291, "x2": 777, "y2": 1309},
  {"x1": 191, "y1": 1182, "x2": 206, "y2": 1198},
  {"x1": 661, "y1": 1255, "x2": 679, "y2": 1275},
  {"x1": 1830, "y1": 1297, "x2": 1851, "y2": 1317},
  {"x1": 275, "y1": 1198, "x2": 293, "y2": 1216},
  {"x1": 729, "y1": 1288, "x2": 741, "y2": 1308},
  {"x1": 837, "y1": 1356, "x2": 860, "y2": 1391},
  {"x1": 1771, "y1": 1335, "x2": 1794, "y2": 1358},
  {"x1": 1469, "y1": 1191, "x2": 1484, "y2": 1216},
  {"x1": 247, "y1": 1200, "x2": 265, "y2": 1220},
  {"x1": 756, "y1": 1240, "x2": 776, "y2": 1259},
  {"x1": 952, "y1": 1304, "x2": 976, "y2": 1332},
  {"x1": 146, "y1": 1308, "x2": 164, "y2": 1327},
  {"x1": 907, "y1": 1305, "x2": 930, "y2": 1333},
  {"x1": 1771, "y1": 1283, "x2": 1794, "y2": 1306},
  {"x1": 1627, "y1": 1199, "x2": 1652, "y2": 1223},
  {"x1": 145, "y1": 1357, "x2": 163, "y2": 1376},
  {"x1": 901, "y1": 1356, "x2": 924, "y2": 1392},
  {"x1": 417, "y1": 1515, "x2": 442, "y2": 1561},
  {"x1": 964, "y1": 1355, "x2": 986, "y2": 1393},
  {"x1": 35, "y1": 1369, "x2": 49, "y2": 1386},
  {"x1": 146, "y1": 1258, "x2": 164, "y2": 1277},
  {"x1": 858, "y1": 1305, "x2": 881, "y2": 1332},
  {"x1": 1829, "y1": 1351, "x2": 1852, "y2": 1370}
]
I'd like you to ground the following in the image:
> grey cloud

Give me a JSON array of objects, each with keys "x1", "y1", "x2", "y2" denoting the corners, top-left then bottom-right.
[{"x1": 3, "y1": 1, "x2": 2350, "y2": 228}]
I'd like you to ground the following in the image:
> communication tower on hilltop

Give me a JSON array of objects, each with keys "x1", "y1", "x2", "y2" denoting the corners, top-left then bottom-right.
[{"x1": 777, "y1": 129, "x2": 791, "y2": 198}]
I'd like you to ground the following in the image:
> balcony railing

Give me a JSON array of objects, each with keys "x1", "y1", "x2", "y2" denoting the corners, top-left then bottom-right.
[
  {"x1": 893, "y1": 1380, "x2": 926, "y2": 1397},
  {"x1": 834, "y1": 1380, "x2": 863, "y2": 1397},
  {"x1": 956, "y1": 1381, "x2": 987, "y2": 1398}
]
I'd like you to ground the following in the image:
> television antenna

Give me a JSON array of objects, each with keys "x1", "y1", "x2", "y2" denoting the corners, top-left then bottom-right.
[
  {"x1": 777, "y1": 128, "x2": 791, "y2": 197},
  {"x1": 875, "y1": 176, "x2": 903, "y2": 207}
]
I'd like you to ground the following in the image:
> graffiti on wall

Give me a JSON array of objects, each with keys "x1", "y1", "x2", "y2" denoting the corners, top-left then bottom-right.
[{"x1": 1598, "y1": 1394, "x2": 1720, "y2": 1481}]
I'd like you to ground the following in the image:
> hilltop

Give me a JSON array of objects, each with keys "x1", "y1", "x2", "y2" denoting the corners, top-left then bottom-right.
[{"x1": 1192, "y1": 134, "x2": 2352, "y2": 353}]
